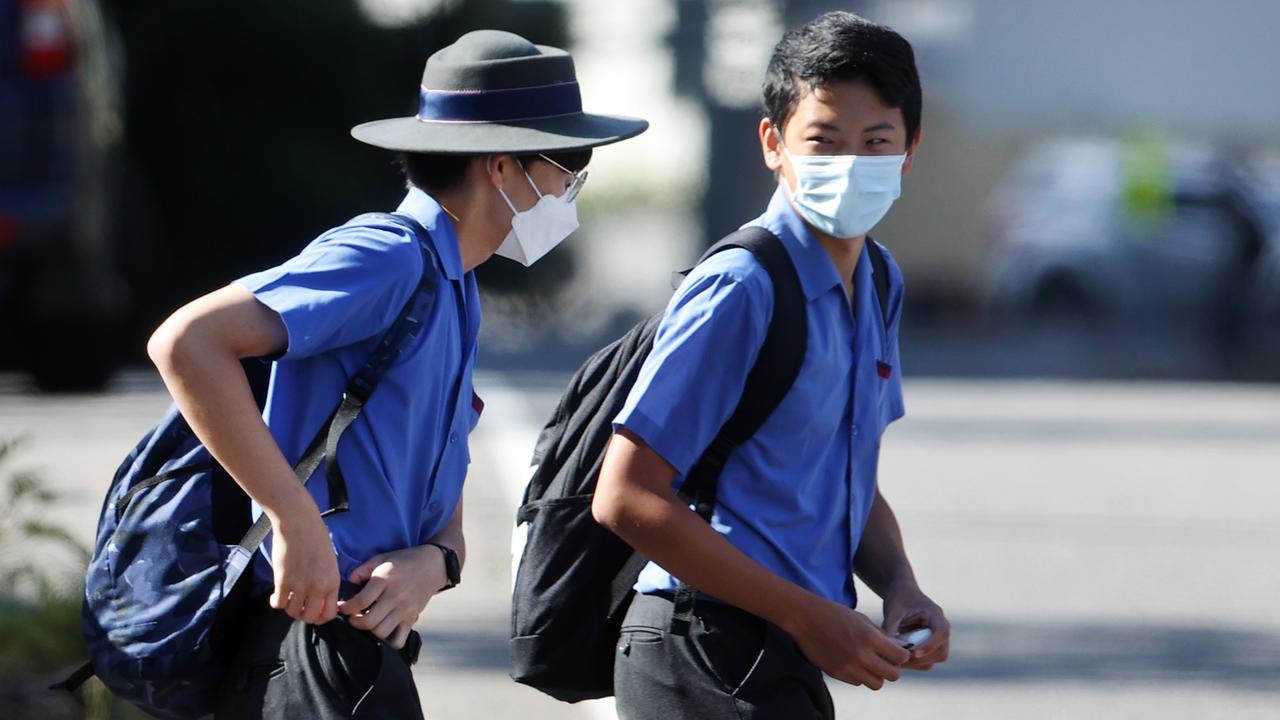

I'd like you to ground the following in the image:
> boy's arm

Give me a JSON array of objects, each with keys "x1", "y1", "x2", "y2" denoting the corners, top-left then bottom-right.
[
  {"x1": 148, "y1": 283, "x2": 341, "y2": 625},
  {"x1": 853, "y1": 487, "x2": 951, "y2": 670},
  {"x1": 339, "y1": 497, "x2": 465, "y2": 649},
  {"x1": 593, "y1": 429, "x2": 911, "y2": 690}
]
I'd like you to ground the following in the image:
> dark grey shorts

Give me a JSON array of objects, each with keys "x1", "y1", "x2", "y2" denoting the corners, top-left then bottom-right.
[
  {"x1": 614, "y1": 593, "x2": 835, "y2": 720},
  {"x1": 214, "y1": 600, "x2": 424, "y2": 720}
]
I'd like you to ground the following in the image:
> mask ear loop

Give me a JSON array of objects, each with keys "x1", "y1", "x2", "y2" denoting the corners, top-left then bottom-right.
[
  {"x1": 773, "y1": 126, "x2": 800, "y2": 200},
  {"x1": 517, "y1": 158, "x2": 547, "y2": 200},
  {"x1": 498, "y1": 187, "x2": 520, "y2": 215},
  {"x1": 774, "y1": 125, "x2": 792, "y2": 156}
]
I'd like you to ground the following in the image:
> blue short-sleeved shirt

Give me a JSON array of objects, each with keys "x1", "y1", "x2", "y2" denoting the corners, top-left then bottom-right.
[
  {"x1": 615, "y1": 187, "x2": 906, "y2": 607},
  {"x1": 236, "y1": 188, "x2": 481, "y2": 582}
]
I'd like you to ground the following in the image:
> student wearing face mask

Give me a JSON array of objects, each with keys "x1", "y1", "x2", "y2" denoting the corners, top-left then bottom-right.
[
  {"x1": 145, "y1": 30, "x2": 645, "y2": 719},
  {"x1": 593, "y1": 12, "x2": 948, "y2": 719}
]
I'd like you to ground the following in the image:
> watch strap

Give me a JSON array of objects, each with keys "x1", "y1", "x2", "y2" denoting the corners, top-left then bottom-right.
[{"x1": 427, "y1": 541, "x2": 460, "y2": 591}]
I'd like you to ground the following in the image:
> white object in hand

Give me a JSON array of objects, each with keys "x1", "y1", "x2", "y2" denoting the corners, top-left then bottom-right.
[{"x1": 897, "y1": 627, "x2": 933, "y2": 649}]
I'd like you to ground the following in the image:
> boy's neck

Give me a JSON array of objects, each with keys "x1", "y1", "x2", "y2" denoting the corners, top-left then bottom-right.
[
  {"x1": 814, "y1": 230, "x2": 864, "y2": 302},
  {"x1": 433, "y1": 185, "x2": 494, "y2": 273}
]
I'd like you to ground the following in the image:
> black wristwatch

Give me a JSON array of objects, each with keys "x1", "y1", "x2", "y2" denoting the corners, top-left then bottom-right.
[{"x1": 427, "y1": 542, "x2": 461, "y2": 592}]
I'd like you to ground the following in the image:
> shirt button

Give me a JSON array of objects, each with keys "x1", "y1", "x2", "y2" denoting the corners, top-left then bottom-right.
[
  {"x1": 428, "y1": 501, "x2": 441, "y2": 514},
  {"x1": 852, "y1": 425, "x2": 860, "y2": 437},
  {"x1": 449, "y1": 432, "x2": 458, "y2": 445}
]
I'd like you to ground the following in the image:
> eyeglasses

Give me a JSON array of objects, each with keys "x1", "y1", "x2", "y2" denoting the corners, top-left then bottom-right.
[{"x1": 538, "y1": 154, "x2": 589, "y2": 203}]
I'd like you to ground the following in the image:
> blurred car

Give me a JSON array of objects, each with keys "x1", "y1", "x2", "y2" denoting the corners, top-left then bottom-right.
[
  {"x1": 983, "y1": 137, "x2": 1277, "y2": 359},
  {"x1": 1238, "y1": 154, "x2": 1280, "y2": 377},
  {"x1": 0, "y1": 0, "x2": 126, "y2": 390}
]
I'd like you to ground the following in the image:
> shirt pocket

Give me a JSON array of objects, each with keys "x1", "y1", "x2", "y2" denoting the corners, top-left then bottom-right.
[{"x1": 875, "y1": 358, "x2": 905, "y2": 431}]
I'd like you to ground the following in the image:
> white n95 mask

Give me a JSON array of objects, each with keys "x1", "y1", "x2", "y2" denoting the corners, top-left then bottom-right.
[
  {"x1": 495, "y1": 171, "x2": 580, "y2": 267},
  {"x1": 781, "y1": 142, "x2": 906, "y2": 239}
]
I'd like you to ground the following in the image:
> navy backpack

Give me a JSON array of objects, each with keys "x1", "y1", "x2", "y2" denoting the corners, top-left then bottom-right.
[{"x1": 59, "y1": 213, "x2": 438, "y2": 719}]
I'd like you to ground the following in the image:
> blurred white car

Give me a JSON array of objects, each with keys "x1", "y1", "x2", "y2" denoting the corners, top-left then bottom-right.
[{"x1": 984, "y1": 137, "x2": 1274, "y2": 352}]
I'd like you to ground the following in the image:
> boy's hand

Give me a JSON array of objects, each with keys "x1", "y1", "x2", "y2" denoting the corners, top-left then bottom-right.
[
  {"x1": 267, "y1": 499, "x2": 340, "y2": 624},
  {"x1": 881, "y1": 583, "x2": 950, "y2": 671},
  {"x1": 337, "y1": 544, "x2": 447, "y2": 649},
  {"x1": 787, "y1": 596, "x2": 911, "y2": 690}
]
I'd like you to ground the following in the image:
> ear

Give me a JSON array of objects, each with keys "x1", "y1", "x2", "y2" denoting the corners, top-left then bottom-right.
[
  {"x1": 485, "y1": 154, "x2": 517, "y2": 189},
  {"x1": 759, "y1": 118, "x2": 785, "y2": 172},
  {"x1": 902, "y1": 127, "x2": 923, "y2": 177}
]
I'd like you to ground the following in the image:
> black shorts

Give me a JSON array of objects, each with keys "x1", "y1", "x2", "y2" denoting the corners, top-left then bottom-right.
[
  {"x1": 614, "y1": 592, "x2": 835, "y2": 720},
  {"x1": 214, "y1": 599, "x2": 424, "y2": 720}
]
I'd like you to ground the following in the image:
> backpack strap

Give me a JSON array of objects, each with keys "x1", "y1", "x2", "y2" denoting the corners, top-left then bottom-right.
[
  {"x1": 237, "y1": 212, "x2": 438, "y2": 552},
  {"x1": 680, "y1": 226, "x2": 807, "y2": 496},
  {"x1": 667, "y1": 226, "x2": 808, "y2": 634},
  {"x1": 865, "y1": 238, "x2": 892, "y2": 330}
]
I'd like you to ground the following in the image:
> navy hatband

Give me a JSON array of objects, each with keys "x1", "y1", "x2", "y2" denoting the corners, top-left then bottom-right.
[{"x1": 416, "y1": 81, "x2": 583, "y2": 124}]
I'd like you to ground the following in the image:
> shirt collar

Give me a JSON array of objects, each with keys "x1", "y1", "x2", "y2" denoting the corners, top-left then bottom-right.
[
  {"x1": 852, "y1": 235, "x2": 877, "y2": 328},
  {"x1": 752, "y1": 187, "x2": 845, "y2": 301},
  {"x1": 396, "y1": 187, "x2": 464, "y2": 281}
]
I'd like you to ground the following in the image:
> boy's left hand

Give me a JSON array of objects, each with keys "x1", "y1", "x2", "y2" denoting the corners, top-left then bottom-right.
[
  {"x1": 881, "y1": 584, "x2": 950, "y2": 671},
  {"x1": 338, "y1": 544, "x2": 448, "y2": 649}
]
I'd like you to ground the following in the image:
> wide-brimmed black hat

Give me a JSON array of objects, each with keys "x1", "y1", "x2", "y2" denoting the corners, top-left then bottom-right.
[{"x1": 352, "y1": 30, "x2": 648, "y2": 155}]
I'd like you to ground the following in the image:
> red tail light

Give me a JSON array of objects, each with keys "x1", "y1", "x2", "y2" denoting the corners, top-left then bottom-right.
[
  {"x1": 0, "y1": 215, "x2": 16, "y2": 249},
  {"x1": 21, "y1": 0, "x2": 74, "y2": 80}
]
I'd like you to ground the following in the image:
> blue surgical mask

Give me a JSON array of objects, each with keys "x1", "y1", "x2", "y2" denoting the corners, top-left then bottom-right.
[{"x1": 779, "y1": 137, "x2": 906, "y2": 239}]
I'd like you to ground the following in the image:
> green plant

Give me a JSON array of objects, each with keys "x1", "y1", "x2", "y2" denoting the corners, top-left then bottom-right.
[
  {"x1": 0, "y1": 436, "x2": 140, "y2": 720},
  {"x1": 0, "y1": 437, "x2": 90, "y2": 600}
]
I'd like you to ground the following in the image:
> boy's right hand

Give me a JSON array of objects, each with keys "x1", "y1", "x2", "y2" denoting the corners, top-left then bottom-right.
[
  {"x1": 787, "y1": 596, "x2": 911, "y2": 690},
  {"x1": 267, "y1": 501, "x2": 340, "y2": 624}
]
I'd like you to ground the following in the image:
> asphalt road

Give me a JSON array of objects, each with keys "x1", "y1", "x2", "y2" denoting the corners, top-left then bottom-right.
[{"x1": 1, "y1": 370, "x2": 1278, "y2": 719}]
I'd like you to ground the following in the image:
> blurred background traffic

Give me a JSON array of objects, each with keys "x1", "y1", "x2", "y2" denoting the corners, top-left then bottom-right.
[
  {"x1": 4, "y1": 0, "x2": 1279, "y2": 389},
  {"x1": 1, "y1": 1, "x2": 1277, "y2": 719}
]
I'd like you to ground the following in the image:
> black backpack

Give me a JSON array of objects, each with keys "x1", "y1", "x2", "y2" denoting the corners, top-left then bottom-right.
[{"x1": 508, "y1": 227, "x2": 893, "y2": 703}]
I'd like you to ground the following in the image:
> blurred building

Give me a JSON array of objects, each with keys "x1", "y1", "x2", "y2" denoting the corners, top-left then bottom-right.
[
  {"x1": 558, "y1": 0, "x2": 1280, "y2": 310},
  {"x1": 871, "y1": 0, "x2": 1280, "y2": 311},
  {"x1": 12, "y1": 0, "x2": 1278, "y2": 383}
]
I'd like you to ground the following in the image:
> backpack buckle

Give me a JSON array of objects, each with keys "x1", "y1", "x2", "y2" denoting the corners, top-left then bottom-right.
[{"x1": 344, "y1": 380, "x2": 374, "y2": 407}]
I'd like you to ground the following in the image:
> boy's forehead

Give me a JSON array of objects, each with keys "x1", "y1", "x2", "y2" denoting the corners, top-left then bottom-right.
[{"x1": 786, "y1": 79, "x2": 903, "y2": 131}]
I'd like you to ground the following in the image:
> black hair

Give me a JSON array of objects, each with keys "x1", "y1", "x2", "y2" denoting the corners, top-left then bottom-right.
[
  {"x1": 397, "y1": 148, "x2": 592, "y2": 195},
  {"x1": 397, "y1": 153, "x2": 472, "y2": 195},
  {"x1": 763, "y1": 11, "x2": 922, "y2": 143}
]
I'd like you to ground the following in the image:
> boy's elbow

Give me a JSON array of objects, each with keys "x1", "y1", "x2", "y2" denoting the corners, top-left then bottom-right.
[
  {"x1": 591, "y1": 477, "x2": 624, "y2": 530},
  {"x1": 146, "y1": 317, "x2": 182, "y2": 372},
  {"x1": 593, "y1": 464, "x2": 643, "y2": 533},
  {"x1": 593, "y1": 430, "x2": 674, "y2": 533},
  {"x1": 147, "y1": 309, "x2": 208, "y2": 374}
]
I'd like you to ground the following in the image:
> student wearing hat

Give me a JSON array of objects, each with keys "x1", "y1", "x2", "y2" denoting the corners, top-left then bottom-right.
[
  {"x1": 146, "y1": 30, "x2": 646, "y2": 719},
  {"x1": 593, "y1": 12, "x2": 948, "y2": 719}
]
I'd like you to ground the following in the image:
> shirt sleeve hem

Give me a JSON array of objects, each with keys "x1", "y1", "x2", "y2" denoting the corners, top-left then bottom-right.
[
  {"x1": 232, "y1": 278, "x2": 294, "y2": 358},
  {"x1": 612, "y1": 410, "x2": 694, "y2": 477}
]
